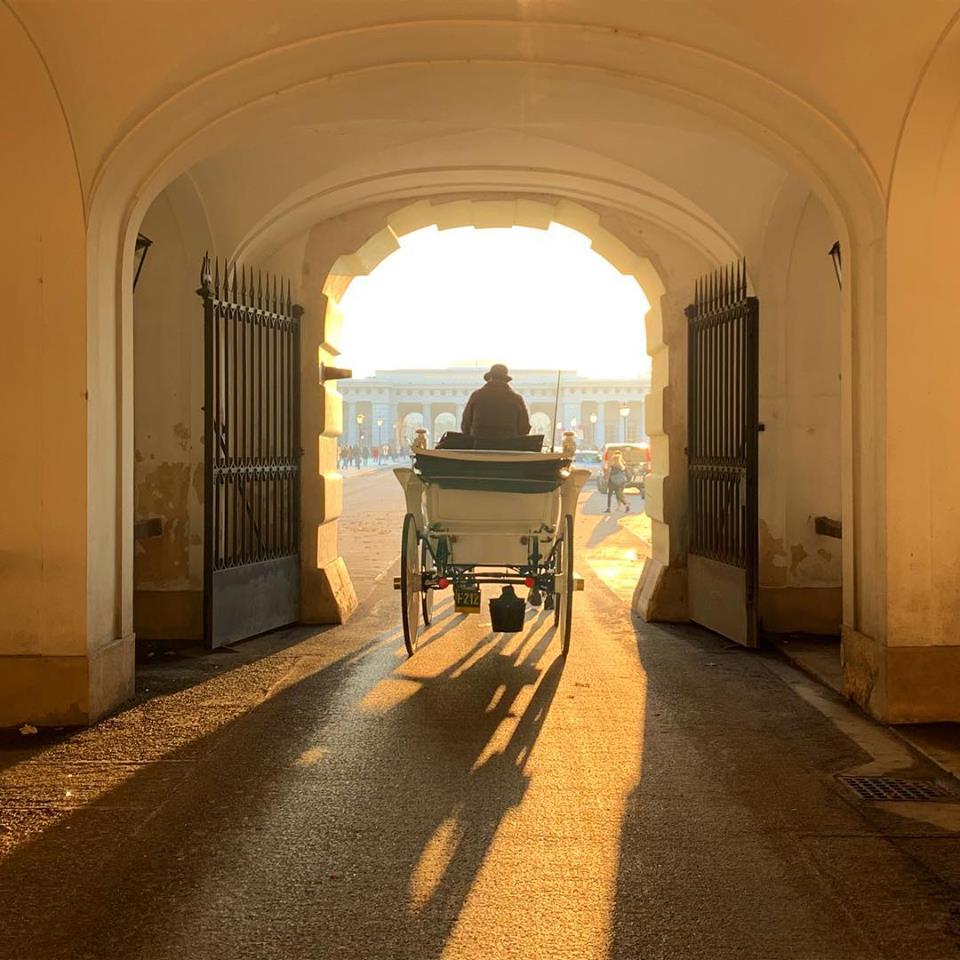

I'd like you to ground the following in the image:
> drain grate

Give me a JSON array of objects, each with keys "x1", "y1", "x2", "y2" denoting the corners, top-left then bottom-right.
[{"x1": 837, "y1": 774, "x2": 950, "y2": 802}]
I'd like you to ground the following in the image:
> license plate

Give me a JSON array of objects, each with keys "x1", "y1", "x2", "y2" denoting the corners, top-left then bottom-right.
[{"x1": 454, "y1": 587, "x2": 481, "y2": 614}]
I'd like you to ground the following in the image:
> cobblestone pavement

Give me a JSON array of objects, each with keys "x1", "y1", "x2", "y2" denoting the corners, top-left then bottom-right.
[{"x1": 1, "y1": 472, "x2": 959, "y2": 959}]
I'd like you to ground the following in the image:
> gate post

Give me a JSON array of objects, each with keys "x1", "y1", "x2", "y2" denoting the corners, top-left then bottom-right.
[
  {"x1": 299, "y1": 290, "x2": 358, "y2": 624},
  {"x1": 633, "y1": 291, "x2": 689, "y2": 621}
]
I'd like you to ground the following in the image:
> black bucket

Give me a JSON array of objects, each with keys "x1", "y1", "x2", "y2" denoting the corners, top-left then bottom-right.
[{"x1": 489, "y1": 586, "x2": 526, "y2": 633}]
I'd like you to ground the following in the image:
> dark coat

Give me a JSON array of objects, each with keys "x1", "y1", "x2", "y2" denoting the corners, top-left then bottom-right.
[{"x1": 460, "y1": 380, "x2": 531, "y2": 439}]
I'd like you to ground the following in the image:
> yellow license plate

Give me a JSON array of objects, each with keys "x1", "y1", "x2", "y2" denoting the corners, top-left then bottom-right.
[{"x1": 454, "y1": 587, "x2": 481, "y2": 614}]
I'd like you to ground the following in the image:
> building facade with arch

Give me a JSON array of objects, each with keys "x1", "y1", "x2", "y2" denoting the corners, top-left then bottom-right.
[{"x1": 339, "y1": 369, "x2": 649, "y2": 449}]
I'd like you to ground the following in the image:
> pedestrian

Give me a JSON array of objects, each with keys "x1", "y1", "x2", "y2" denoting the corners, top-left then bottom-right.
[{"x1": 605, "y1": 449, "x2": 630, "y2": 513}]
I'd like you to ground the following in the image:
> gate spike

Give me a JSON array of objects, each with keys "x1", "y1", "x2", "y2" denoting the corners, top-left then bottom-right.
[
  {"x1": 271, "y1": 274, "x2": 278, "y2": 313},
  {"x1": 725, "y1": 263, "x2": 731, "y2": 306},
  {"x1": 257, "y1": 269, "x2": 263, "y2": 309},
  {"x1": 215, "y1": 257, "x2": 222, "y2": 297},
  {"x1": 199, "y1": 251, "x2": 211, "y2": 290},
  {"x1": 286, "y1": 278, "x2": 292, "y2": 314},
  {"x1": 231, "y1": 261, "x2": 238, "y2": 301}
]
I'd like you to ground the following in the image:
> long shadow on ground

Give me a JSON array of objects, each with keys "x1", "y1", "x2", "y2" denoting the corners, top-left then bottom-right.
[{"x1": 0, "y1": 604, "x2": 563, "y2": 960}]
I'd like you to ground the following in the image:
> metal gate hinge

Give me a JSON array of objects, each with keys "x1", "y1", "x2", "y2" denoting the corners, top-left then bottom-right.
[{"x1": 320, "y1": 363, "x2": 352, "y2": 383}]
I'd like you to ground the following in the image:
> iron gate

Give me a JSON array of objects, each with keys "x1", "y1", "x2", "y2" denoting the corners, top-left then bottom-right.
[
  {"x1": 197, "y1": 256, "x2": 301, "y2": 648},
  {"x1": 686, "y1": 260, "x2": 759, "y2": 647}
]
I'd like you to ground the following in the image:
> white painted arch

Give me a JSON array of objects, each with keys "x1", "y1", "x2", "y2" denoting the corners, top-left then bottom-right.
[{"x1": 80, "y1": 19, "x2": 887, "y2": 673}]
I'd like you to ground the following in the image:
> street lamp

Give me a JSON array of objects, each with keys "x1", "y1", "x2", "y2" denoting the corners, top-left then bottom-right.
[
  {"x1": 376, "y1": 417, "x2": 383, "y2": 452},
  {"x1": 619, "y1": 403, "x2": 630, "y2": 442},
  {"x1": 356, "y1": 412, "x2": 364, "y2": 446},
  {"x1": 589, "y1": 412, "x2": 598, "y2": 446}
]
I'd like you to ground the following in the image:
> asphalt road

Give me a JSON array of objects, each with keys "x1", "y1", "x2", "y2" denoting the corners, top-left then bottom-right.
[{"x1": 1, "y1": 470, "x2": 959, "y2": 959}]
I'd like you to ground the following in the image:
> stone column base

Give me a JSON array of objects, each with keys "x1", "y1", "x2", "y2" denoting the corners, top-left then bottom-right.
[
  {"x1": 0, "y1": 634, "x2": 135, "y2": 728},
  {"x1": 301, "y1": 556, "x2": 358, "y2": 625},
  {"x1": 632, "y1": 557, "x2": 688, "y2": 622},
  {"x1": 842, "y1": 626, "x2": 960, "y2": 723}
]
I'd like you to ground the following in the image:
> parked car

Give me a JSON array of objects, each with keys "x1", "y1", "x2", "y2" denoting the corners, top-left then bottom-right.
[
  {"x1": 573, "y1": 449, "x2": 602, "y2": 480},
  {"x1": 598, "y1": 442, "x2": 651, "y2": 494}
]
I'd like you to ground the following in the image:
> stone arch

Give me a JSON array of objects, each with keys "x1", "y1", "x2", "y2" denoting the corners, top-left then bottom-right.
[
  {"x1": 316, "y1": 196, "x2": 667, "y2": 584},
  {"x1": 433, "y1": 412, "x2": 457, "y2": 440},
  {"x1": 529, "y1": 412, "x2": 552, "y2": 438},
  {"x1": 400, "y1": 411, "x2": 426, "y2": 445},
  {"x1": 78, "y1": 20, "x2": 887, "y2": 672}
]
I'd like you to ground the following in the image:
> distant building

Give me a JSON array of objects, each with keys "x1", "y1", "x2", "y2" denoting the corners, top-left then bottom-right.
[{"x1": 338, "y1": 368, "x2": 650, "y2": 448}]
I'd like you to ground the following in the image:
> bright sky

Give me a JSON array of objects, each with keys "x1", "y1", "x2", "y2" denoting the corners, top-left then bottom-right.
[{"x1": 337, "y1": 223, "x2": 651, "y2": 379}]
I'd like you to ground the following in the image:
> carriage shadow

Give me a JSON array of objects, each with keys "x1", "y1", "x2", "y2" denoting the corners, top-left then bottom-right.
[{"x1": 0, "y1": 597, "x2": 565, "y2": 960}]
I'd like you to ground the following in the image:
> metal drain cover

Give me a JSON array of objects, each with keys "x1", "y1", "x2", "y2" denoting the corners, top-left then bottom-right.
[{"x1": 837, "y1": 774, "x2": 950, "y2": 802}]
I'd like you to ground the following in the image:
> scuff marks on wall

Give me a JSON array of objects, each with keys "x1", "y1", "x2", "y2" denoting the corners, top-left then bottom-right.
[
  {"x1": 173, "y1": 422, "x2": 191, "y2": 451},
  {"x1": 759, "y1": 520, "x2": 787, "y2": 586},
  {"x1": 134, "y1": 461, "x2": 193, "y2": 588}
]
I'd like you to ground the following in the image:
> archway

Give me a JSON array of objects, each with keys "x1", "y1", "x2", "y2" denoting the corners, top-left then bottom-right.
[
  {"x1": 529, "y1": 412, "x2": 552, "y2": 441},
  {"x1": 400, "y1": 411, "x2": 426, "y2": 446},
  {"x1": 63, "y1": 16, "x2": 890, "y2": 721},
  {"x1": 433, "y1": 412, "x2": 457, "y2": 440}
]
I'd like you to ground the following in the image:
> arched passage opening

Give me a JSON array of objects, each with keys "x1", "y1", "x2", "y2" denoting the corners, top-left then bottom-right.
[
  {"x1": 26, "y1": 15, "x2": 893, "y2": 724},
  {"x1": 322, "y1": 204, "x2": 658, "y2": 603}
]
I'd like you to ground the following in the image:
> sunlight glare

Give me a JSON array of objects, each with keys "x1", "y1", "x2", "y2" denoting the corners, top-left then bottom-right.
[{"x1": 338, "y1": 224, "x2": 651, "y2": 379}]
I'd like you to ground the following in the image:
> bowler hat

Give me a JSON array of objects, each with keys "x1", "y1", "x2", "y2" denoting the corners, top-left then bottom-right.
[{"x1": 483, "y1": 363, "x2": 512, "y2": 382}]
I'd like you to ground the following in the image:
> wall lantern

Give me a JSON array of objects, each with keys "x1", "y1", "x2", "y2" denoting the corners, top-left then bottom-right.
[
  {"x1": 133, "y1": 233, "x2": 153, "y2": 289},
  {"x1": 589, "y1": 413, "x2": 598, "y2": 425},
  {"x1": 619, "y1": 404, "x2": 630, "y2": 419},
  {"x1": 356, "y1": 413, "x2": 365, "y2": 424},
  {"x1": 828, "y1": 241, "x2": 842, "y2": 290}
]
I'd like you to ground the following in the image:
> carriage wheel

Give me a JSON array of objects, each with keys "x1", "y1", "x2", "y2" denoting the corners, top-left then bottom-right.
[
  {"x1": 421, "y1": 539, "x2": 435, "y2": 625},
  {"x1": 553, "y1": 513, "x2": 574, "y2": 656},
  {"x1": 400, "y1": 513, "x2": 422, "y2": 657}
]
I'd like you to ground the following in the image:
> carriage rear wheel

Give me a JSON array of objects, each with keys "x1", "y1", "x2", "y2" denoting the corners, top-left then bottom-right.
[
  {"x1": 553, "y1": 513, "x2": 574, "y2": 656},
  {"x1": 421, "y1": 540, "x2": 435, "y2": 625},
  {"x1": 400, "y1": 513, "x2": 422, "y2": 657}
]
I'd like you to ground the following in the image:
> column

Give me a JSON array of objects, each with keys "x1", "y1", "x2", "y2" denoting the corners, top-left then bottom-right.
[{"x1": 344, "y1": 401, "x2": 356, "y2": 444}]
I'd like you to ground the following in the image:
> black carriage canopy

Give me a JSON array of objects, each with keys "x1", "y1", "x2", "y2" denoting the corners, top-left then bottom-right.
[{"x1": 413, "y1": 449, "x2": 573, "y2": 493}]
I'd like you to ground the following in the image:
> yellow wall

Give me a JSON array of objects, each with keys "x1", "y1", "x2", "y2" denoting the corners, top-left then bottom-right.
[
  {"x1": 886, "y1": 21, "x2": 960, "y2": 650},
  {"x1": 0, "y1": 7, "x2": 86, "y2": 661},
  {"x1": 757, "y1": 185, "x2": 843, "y2": 634},
  {"x1": 132, "y1": 177, "x2": 212, "y2": 639}
]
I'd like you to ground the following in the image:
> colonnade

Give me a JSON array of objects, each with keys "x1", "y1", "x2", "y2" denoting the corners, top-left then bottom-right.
[{"x1": 339, "y1": 370, "x2": 649, "y2": 449}]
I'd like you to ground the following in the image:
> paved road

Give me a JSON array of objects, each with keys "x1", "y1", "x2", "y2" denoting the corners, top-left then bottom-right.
[{"x1": 1, "y1": 471, "x2": 959, "y2": 959}]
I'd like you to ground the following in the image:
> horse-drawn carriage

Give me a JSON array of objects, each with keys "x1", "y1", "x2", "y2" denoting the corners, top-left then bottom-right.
[{"x1": 393, "y1": 448, "x2": 589, "y2": 656}]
